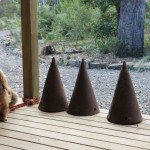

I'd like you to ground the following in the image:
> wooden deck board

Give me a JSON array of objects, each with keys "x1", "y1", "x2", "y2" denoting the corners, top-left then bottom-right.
[
  {"x1": 0, "y1": 144, "x2": 22, "y2": 150},
  {"x1": 0, "y1": 135, "x2": 61, "y2": 150},
  {"x1": 10, "y1": 110, "x2": 150, "y2": 135},
  {"x1": 0, "y1": 104, "x2": 150, "y2": 150},
  {"x1": 15, "y1": 107, "x2": 150, "y2": 126}
]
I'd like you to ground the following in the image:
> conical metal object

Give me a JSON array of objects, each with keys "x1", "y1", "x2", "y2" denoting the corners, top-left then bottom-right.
[
  {"x1": 39, "y1": 58, "x2": 68, "y2": 112},
  {"x1": 107, "y1": 61, "x2": 142, "y2": 125},
  {"x1": 67, "y1": 59, "x2": 100, "y2": 116}
]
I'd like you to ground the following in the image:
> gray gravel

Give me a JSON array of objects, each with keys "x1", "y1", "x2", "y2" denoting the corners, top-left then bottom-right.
[{"x1": 0, "y1": 30, "x2": 150, "y2": 115}]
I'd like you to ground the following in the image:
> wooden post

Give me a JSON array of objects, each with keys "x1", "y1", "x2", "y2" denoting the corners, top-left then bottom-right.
[{"x1": 21, "y1": 0, "x2": 39, "y2": 99}]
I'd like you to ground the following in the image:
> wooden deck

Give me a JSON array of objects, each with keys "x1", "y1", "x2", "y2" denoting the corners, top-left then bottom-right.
[{"x1": 0, "y1": 104, "x2": 150, "y2": 150}]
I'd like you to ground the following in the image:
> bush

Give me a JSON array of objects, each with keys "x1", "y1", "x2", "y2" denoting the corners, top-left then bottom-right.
[
  {"x1": 52, "y1": 0, "x2": 96, "y2": 42},
  {"x1": 0, "y1": 17, "x2": 20, "y2": 30},
  {"x1": 93, "y1": 6, "x2": 117, "y2": 39},
  {"x1": 144, "y1": 0, "x2": 150, "y2": 52},
  {"x1": 0, "y1": 17, "x2": 9, "y2": 29},
  {"x1": 95, "y1": 36, "x2": 118, "y2": 54},
  {"x1": 10, "y1": 29, "x2": 22, "y2": 49},
  {"x1": 136, "y1": 55, "x2": 150, "y2": 71},
  {"x1": 0, "y1": 0, "x2": 20, "y2": 18},
  {"x1": 0, "y1": 0, "x2": 148, "y2": 59},
  {"x1": 38, "y1": 5, "x2": 55, "y2": 40}
]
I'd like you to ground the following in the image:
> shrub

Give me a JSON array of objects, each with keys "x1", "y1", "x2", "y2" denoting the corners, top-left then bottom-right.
[
  {"x1": 144, "y1": 0, "x2": 150, "y2": 52},
  {"x1": 52, "y1": 0, "x2": 95, "y2": 42},
  {"x1": 95, "y1": 36, "x2": 118, "y2": 54},
  {"x1": 10, "y1": 29, "x2": 22, "y2": 49},
  {"x1": 92, "y1": 6, "x2": 117, "y2": 39},
  {"x1": 0, "y1": 17, "x2": 20, "y2": 30},
  {"x1": 0, "y1": 0, "x2": 20, "y2": 18},
  {"x1": 136, "y1": 55, "x2": 150, "y2": 71},
  {"x1": 38, "y1": 5, "x2": 55, "y2": 40}
]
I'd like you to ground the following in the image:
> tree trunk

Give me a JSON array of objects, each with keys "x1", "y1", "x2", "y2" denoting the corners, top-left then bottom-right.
[{"x1": 116, "y1": 0, "x2": 145, "y2": 58}]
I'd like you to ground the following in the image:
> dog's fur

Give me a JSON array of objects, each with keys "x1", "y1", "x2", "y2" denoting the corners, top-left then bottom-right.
[{"x1": 0, "y1": 69, "x2": 18, "y2": 122}]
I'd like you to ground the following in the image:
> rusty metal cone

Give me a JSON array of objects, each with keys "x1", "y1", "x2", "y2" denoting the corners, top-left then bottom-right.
[
  {"x1": 38, "y1": 58, "x2": 68, "y2": 112},
  {"x1": 107, "y1": 61, "x2": 142, "y2": 125},
  {"x1": 67, "y1": 59, "x2": 100, "y2": 116}
]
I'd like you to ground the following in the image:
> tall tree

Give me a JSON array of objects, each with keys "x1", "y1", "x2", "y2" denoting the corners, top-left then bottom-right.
[
  {"x1": 117, "y1": 0, "x2": 146, "y2": 57},
  {"x1": 83, "y1": 0, "x2": 146, "y2": 57}
]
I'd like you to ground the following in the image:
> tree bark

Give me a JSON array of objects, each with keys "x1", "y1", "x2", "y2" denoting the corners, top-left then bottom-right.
[{"x1": 116, "y1": 0, "x2": 145, "y2": 57}]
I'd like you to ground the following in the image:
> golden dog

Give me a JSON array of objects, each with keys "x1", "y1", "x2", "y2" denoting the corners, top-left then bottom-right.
[{"x1": 0, "y1": 69, "x2": 18, "y2": 122}]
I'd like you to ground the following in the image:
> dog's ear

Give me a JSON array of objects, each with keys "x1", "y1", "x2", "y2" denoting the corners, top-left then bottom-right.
[
  {"x1": 0, "y1": 70, "x2": 11, "y2": 92},
  {"x1": 0, "y1": 70, "x2": 8, "y2": 83}
]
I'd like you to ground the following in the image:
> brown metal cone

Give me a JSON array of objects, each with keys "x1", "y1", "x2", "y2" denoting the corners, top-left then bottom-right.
[
  {"x1": 67, "y1": 59, "x2": 100, "y2": 116},
  {"x1": 107, "y1": 61, "x2": 142, "y2": 125},
  {"x1": 38, "y1": 58, "x2": 68, "y2": 112}
]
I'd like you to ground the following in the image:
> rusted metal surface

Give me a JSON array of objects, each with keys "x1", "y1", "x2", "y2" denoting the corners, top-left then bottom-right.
[
  {"x1": 107, "y1": 61, "x2": 142, "y2": 125},
  {"x1": 23, "y1": 97, "x2": 40, "y2": 105},
  {"x1": 10, "y1": 97, "x2": 40, "y2": 111},
  {"x1": 39, "y1": 58, "x2": 68, "y2": 112},
  {"x1": 67, "y1": 59, "x2": 100, "y2": 116}
]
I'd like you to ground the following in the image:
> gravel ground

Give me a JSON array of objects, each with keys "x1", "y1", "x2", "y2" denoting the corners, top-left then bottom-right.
[{"x1": 0, "y1": 30, "x2": 150, "y2": 115}]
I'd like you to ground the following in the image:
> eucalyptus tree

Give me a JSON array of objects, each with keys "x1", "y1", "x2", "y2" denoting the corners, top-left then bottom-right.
[
  {"x1": 117, "y1": 0, "x2": 145, "y2": 57},
  {"x1": 83, "y1": 0, "x2": 146, "y2": 57}
]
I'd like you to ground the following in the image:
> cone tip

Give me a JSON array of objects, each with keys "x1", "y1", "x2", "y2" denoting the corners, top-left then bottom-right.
[
  {"x1": 122, "y1": 61, "x2": 127, "y2": 70},
  {"x1": 123, "y1": 61, "x2": 126, "y2": 66},
  {"x1": 51, "y1": 57, "x2": 56, "y2": 66},
  {"x1": 52, "y1": 57, "x2": 55, "y2": 62},
  {"x1": 80, "y1": 59, "x2": 85, "y2": 67}
]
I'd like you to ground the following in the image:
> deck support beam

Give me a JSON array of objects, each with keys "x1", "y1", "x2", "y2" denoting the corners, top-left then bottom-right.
[{"x1": 21, "y1": 0, "x2": 39, "y2": 99}]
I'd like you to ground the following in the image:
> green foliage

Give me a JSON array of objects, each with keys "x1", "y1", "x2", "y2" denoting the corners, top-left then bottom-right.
[
  {"x1": 82, "y1": 36, "x2": 118, "y2": 56},
  {"x1": 138, "y1": 0, "x2": 150, "y2": 71},
  {"x1": 140, "y1": 55, "x2": 150, "y2": 63},
  {"x1": 58, "y1": 56, "x2": 68, "y2": 66},
  {"x1": 82, "y1": 0, "x2": 120, "y2": 12},
  {"x1": 52, "y1": 0, "x2": 96, "y2": 42},
  {"x1": 0, "y1": 17, "x2": 20, "y2": 30},
  {"x1": 0, "y1": 0, "x2": 20, "y2": 18},
  {"x1": 84, "y1": 44, "x2": 98, "y2": 56},
  {"x1": 144, "y1": 35, "x2": 150, "y2": 52},
  {"x1": 0, "y1": 0, "x2": 149, "y2": 58},
  {"x1": 0, "y1": 0, "x2": 20, "y2": 30},
  {"x1": 95, "y1": 36, "x2": 118, "y2": 54},
  {"x1": 0, "y1": 0, "x2": 21, "y2": 49},
  {"x1": 93, "y1": 7, "x2": 117, "y2": 39},
  {"x1": 137, "y1": 54, "x2": 150, "y2": 71},
  {"x1": 10, "y1": 29, "x2": 21, "y2": 49},
  {"x1": 38, "y1": 5, "x2": 55, "y2": 40},
  {"x1": 81, "y1": 0, "x2": 118, "y2": 53},
  {"x1": 0, "y1": 17, "x2": 9, "y2": 30},
  {"x1": 144, "y1": 0, "x2": 150, "y2": 52}
]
